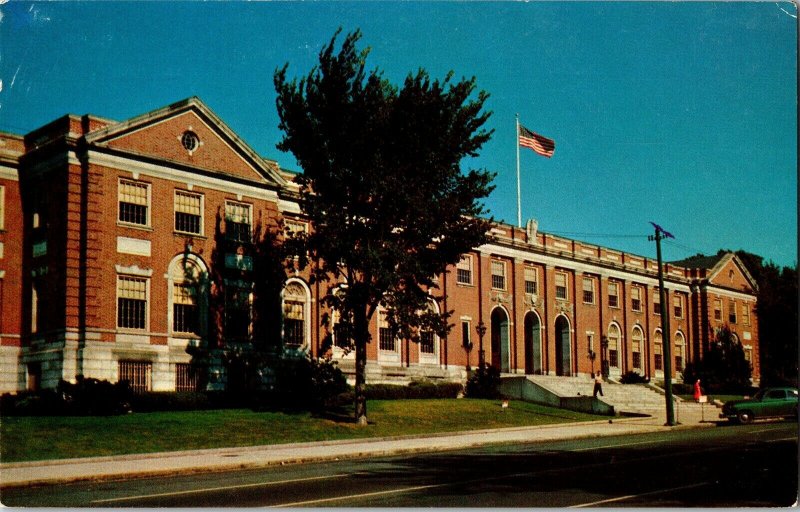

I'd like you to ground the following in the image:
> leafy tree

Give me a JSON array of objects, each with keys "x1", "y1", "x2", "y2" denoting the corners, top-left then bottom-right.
[
  {"x1": 274, "y1": 29, "x2": 495, "y2": 424},
  {"x1": 683, "y1": 325, "x2": 752, "y2": 393}
]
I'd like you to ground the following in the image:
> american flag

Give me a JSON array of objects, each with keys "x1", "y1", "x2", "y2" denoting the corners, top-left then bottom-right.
[{"x1": 518, "y1": 125, "x2": 555, "y2": 158}]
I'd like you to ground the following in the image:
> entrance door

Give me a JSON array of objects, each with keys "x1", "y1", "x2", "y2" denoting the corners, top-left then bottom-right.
[
  {"x1": 524, "y1": 312, "x2": 542, "y2": 374},
  {"x1": 554, "y1": 316, "x2": 571, "y2": 376},
  {"x1": 490, "y1": 308, "x2": 510, "y2": 372}
]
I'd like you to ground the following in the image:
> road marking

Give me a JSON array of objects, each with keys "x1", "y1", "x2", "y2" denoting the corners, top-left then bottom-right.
[
  {"x1": 568, "y1": 482, "x2": 711, "y2": 508},
  {"x1": 265, "y1": 483, "x2": 444, "y2": 507},
  {"x1": 766, "y1": 437, "x2": 798, "y2": 443},
  {"x1": 570, "y1": 439, "x2": 668, "y2": 452},
  {"x1": 90, "y1": 473, "x2": 350, "y2": 504}
]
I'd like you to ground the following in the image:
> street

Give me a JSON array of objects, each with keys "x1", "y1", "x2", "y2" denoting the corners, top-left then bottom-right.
[{"x1": 2, "y1": 420, "x2": 797, "y2": 507}]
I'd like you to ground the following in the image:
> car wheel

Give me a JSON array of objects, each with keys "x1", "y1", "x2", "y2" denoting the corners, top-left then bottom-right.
[{"x1": 737, "y1": 411, "x2": 754, "y2": 424}]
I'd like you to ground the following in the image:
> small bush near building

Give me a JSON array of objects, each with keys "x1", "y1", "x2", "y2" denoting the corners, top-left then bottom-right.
[
  {"x1": 1, "y1": 377, "x2": 133, "y2": 416},
  {"x1": 619, "y1": 371, "x2": 650, "y2": 384},
  {"x1": 465, "y1": 366, "x2": 501, "y2": 399}
]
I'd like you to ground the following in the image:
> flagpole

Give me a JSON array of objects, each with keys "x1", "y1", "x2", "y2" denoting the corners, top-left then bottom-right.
[{"x1": 516, "y1": 114, "x2": 522, "y2": 228}]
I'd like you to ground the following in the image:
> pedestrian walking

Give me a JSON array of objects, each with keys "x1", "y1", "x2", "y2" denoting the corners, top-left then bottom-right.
[
  {"x1": 593, "y1": 372, "x2": 604, "y2": 398},
  {"x1": 694, "y1": 379, "x2": 702, "y2": 402}
]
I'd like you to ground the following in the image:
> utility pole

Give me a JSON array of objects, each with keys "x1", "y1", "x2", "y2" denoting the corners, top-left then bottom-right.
[{"x1": 649, "y1": 222, "x2": 676, "y2": 426}]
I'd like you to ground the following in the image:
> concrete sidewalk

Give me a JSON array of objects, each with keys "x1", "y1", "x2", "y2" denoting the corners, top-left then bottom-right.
[{"x1": 0, "y1": 411, "x2": 718, "y2": 488}]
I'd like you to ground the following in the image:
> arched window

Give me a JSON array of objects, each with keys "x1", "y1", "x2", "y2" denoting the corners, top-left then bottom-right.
[
  {"x1": 419, "y1": 300, "x2": 440, "y2": 365},
  {"x1": 674, "y1": 331, "x2": 686, "y2": 372},
  {"x1": 631, "y1": 326, "x2": 644, "y2": 370},
  {"x1": 168, "y1": 254, "x2": 208, "y2": 337},
  {"x1": 282, "y1": 280, "x2": 310, "y2": 350},
  {"x1": 654, "y1": 330, "x2": 663, "y2": 371},
  {"x1": 607, "y1": 323, "x2": 621, "y2": 368}
]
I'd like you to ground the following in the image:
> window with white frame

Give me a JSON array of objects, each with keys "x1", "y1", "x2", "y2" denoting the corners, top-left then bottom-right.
[
  {"x1": 674, "y1": 332, "x2": 686, "y2": 372},
  {"x1": 673, "y1": 295, "x2": 684, "y2": 319},
  {"x1": 555, "y1": 272, "x2": 568, "y2": 300},
  {"x1": 582, "y1": 277, "x2": 595, "y2": 304},
  {"x1": 631, "y1": 286, "x2": 642, "y2": 312},
  {"x1": 174, "y1": 190, "x2": 203, "y2": 235},
  {"x1": 714, "y1": 298, "x2": 722, "y2": 321},
  {"x1": 461, "y1": 320, "x2": 472, "y2": 349},
  {"x1": 524, "y1": 266, "x2": 538, "y2": 295},
  {"x1": 653, "y1": 290, "x2": 662, "y2": 315},
  {"x1": 742, "y1": 303, "x2": 751, "y2": 326},
  {"x1": 117, "y1": 276, "x2": 148, "y2": 329},
  {"x1": 608, "y1": 281, "x2": 620, "y2": 308},
  {"x1": 491, "y1": 260, "x2": 506, "y2": 290},
  {"x1": 172, "y1": 283, "x2": 199, "y2": 334},
  {"x1": 654, "y1": 331, "x2": 663, "y2": 371},
  {"x1": 420, "y1": 330, "x2": 435, "y2": 354},
  {"x1": 728, "y1": 300, "x2": 737, "y2": 324},
  {"x1": 118, "y1": 179, "x2": 150, "y2": 226},
  {"x1": 378, "y1": 311, "x2": 396, "y2": 352},
  {"x1": 118, "y1": 360, "x2": 151, "y2": 393},
  {"x1": 631, "y1": 327, "x2": 643, "y2": 370},
  {"x1": 284, "y1": 219, "x2": 308, "y2": 236},
  {"x1": 225, "y1": 201, "x2": 252, "y2": 243},
  {"x1": 607, "y1": 324, "x2": 620, "y2": 368},
  {"x1": 283, "y1": 282, "x2": 307, "y2": 348},
  {"x1": 456, "y1": 255, "x2": 473, "y2": 285}
]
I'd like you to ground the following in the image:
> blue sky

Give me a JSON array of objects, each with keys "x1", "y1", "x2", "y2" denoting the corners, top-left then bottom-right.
[{"x1": 1, "y1": 1, "x2": 796, "y2": 267}]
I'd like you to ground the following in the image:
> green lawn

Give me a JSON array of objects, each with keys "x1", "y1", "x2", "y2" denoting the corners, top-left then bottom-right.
[{"x1": 1, "y1": 399, "x2": 599, "y2": 462}]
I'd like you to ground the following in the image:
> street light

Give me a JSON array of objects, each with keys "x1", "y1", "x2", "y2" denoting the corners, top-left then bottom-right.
[{"x1": 476, "y1": 321, "x2": 487, "y2": 370}]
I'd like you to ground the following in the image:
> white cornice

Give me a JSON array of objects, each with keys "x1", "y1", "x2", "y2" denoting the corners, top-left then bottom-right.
[
  {"x1": 480, "y1": 242, "x2": 693, "y2": 293},
  {"x1": 0, "y1": 164, "x2": 19, "y2": 181},
  {"x1": 699, "y1": 285, "x2": 756, "y2": 302},
  {"x1": 88, "y1": 150, "x2": 281, "y2": 203}
]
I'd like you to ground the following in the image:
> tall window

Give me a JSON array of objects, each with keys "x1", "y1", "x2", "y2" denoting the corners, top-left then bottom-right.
[
  {"x1": 378, "y1": 311, "x2": 396, "y2": 352},
  {"x1": 631, "y1": 286, "x2": 642, "y2": 312},
  {"x1": 608, "y1": 281, "x2": 620, "y2": 308},
  {"x1": 654, "y1": 331, "x2": 663, "y2": 371},
  {"x1": 491, "y1": 260, "x2": 506, "y2": 290},
  {"x1": 673, "y1": 295, "x2": 684, "y2": 319},
  {"x1": 674, "y1": 332, "x2": 686, "y2": 372},
  {"x1": 174, "y1": 191, "x2": 203, "y2": 234},
  {"x1": 283, "y1": 282, "x2": 307, "y2": 348},
  {"x1": 728, "y1": 300, "x2": 737, "y2": 323},
  {"x1": 607, "y1": 324, "x2": 620, "y2": 368},
  {"x1": 582, "y1": 277, "x2": 595, "y2": 304},
  {"x1": 118, "y1": 179, "x2": 150, "y2": 226},
  {"x1": 172, "y1": 283, "x2": 198, "y2": 334},
  {"x1": 555, "y1": 272, "x2": 568, "y2": 300},
  {"x1": 225, "y1": 283, "x2": 251, "y2": 341},
  {"x1": 117, "y1": 276, "x2": 147, "y2": 329},
  {"x1": 524, "y1": 266, "x2": 538, "y2": 295},
  {"x1": 631, "y1": 327, "x2": 643, "y2": 370},
  {"x1": 653, "y1": 291, "x2": 662, "y2": 315},
  {"x1": 461, "y1": 321, "x2": 471, "y2": 349},
  {"x1": 714, "y1": 298, "x2": 722, "y2": 321},
  {"x1": 742, "y1": 303, "x2": 751, "y2": 326},
  {"x1": 420, "y1": 330, "x2": 435, "y2": 354},
  {"x1": 225, "y1": 201, "x2": 252, "y2": 243},
  {"x1": 118, "y1": 360, "x2": 152, "y2": 393},
  {"x1": 456, "y1": 255, "x2": 473, "y2": 285}
]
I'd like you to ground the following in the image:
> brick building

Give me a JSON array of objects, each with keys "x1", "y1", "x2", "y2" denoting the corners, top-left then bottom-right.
[{"x1": 0, "y1": 98, "x2": 760, "y2": 393}]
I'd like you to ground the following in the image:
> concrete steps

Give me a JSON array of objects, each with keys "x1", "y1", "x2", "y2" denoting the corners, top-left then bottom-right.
[{"x1": 524, "y1": 375, "x2": 715, "y2": 416}]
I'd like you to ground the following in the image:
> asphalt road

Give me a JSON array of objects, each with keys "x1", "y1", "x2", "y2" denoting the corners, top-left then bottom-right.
[{"x1": 2, "y1": 420, "x2": 797, "y2": 507}]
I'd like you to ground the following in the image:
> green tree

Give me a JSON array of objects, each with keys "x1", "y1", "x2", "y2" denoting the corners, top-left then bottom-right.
[
  {"x1": 274, "y1": 29, "x2": 495, "y2": 425},
  {"x1": 683, "y1": 325, "x2": 752, "y2": 393}
]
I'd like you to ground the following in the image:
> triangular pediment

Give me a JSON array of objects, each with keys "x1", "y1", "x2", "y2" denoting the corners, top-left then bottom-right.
[
  {"x1": 707, "y1": 253, "x2": 758, "y2": 293},
  {"x1": 85, "y1": 97, "x2": 286, "y2": 187}
]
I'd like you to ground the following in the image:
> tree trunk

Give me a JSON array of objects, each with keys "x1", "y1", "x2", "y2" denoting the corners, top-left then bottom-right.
[{"x1": 353, "y1": 306, "x2": 369, "y2": 426}]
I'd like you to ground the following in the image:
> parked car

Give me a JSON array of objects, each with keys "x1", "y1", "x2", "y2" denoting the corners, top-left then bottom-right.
[{"x1": 720, "y1": 387, "x2": 798, "y2": 424}]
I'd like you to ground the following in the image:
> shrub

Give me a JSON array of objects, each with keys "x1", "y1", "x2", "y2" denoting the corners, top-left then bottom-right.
[
  {"x1": 682, "y1": 326, "x2": 752, "y2": 394},
  {"x1": 619, "y1": 371, "x2": 649, "y2": 384},
  {"x1": 265, "y1": 355, "x2": 350, "y2": 411},
  {"x1": 465, "y1": 365, "x2": 501, "y2": 399},
  {"x1": 58, "y1": 376, "x2": 133, "y2": 415}
]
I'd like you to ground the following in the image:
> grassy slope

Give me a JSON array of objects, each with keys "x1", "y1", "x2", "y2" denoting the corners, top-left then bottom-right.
[{"x1": 1, "y1": 399, "x2": 599, "y2": 462}]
